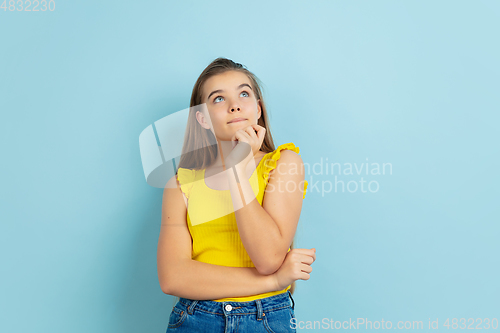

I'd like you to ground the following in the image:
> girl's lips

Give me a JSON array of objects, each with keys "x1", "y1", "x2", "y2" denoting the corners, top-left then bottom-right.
[{"x1": 228, "y1": 118, "x2": 246, "y2": 124}]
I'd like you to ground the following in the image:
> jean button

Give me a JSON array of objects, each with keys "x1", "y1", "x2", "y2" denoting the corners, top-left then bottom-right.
[{"x1": 225, "y1": 304, "x2": 232, "y2": 311}]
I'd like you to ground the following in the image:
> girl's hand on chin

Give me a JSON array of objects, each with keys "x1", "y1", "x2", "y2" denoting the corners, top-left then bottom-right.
[{"x1": 226, "y1": 124, "x2": 266, "y2": 169}]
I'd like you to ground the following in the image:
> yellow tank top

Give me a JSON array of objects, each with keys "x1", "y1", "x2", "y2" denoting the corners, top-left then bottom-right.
[{"x1": 176, "y1": 142, "x2": 308, "y2": 302}]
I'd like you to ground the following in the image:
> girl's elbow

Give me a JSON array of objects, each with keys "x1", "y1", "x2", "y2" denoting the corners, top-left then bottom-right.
[
  {"x1": 160, "y1": 276, "x2": 175, "y2": 295},
  {"x1": 256, "y1": 260, "x2": 280, "y2": 276},
  {"x1": 256, "y1": 265, "x2": 273, "y2": 276}
]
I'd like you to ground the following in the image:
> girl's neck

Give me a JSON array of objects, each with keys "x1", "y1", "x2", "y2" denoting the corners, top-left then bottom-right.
[{"x1": 211, "y1": 140, "x2": 235, "y2": 169}]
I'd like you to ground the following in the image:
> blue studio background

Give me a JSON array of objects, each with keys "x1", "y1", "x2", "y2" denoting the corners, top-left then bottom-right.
[{"x1": 1, "y1": 1, "x2": 499, "y2": 332}]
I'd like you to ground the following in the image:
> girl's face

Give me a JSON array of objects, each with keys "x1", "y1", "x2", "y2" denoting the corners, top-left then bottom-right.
[{"x1": 197, "y1": 70, "x2": 262, "y2": 141}]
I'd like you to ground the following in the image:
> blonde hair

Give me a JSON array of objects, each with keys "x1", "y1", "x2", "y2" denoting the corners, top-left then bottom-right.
[{"x1": 173, "y1": 57, "x2": 297, "y2": 305}]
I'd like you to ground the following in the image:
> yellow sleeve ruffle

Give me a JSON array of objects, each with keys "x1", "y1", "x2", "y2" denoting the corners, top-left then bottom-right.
[
  {"x1": 176, "y1": 168, "x2": 196, "y2": 199},
  {"x1": 262, "y1": 142, "x2": 308, "y2": 199}
]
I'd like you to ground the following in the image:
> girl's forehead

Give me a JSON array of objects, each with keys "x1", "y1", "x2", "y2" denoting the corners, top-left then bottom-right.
[{"x1": 203, "y1": 71, "x2": 252, "y2": 93}]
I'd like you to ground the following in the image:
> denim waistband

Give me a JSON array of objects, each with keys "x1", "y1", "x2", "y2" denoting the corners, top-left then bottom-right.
[{"x1": 179, "y1": 290, "x2": 295, "y2": 316}]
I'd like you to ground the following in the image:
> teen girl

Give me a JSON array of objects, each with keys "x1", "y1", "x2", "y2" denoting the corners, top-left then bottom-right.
[{"x1": 158, "y1": 57, "x2": 316, "y2": 332}]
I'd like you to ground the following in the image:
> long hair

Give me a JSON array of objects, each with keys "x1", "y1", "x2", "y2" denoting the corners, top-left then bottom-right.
[{"x1": 173, "y1": 57, "x2": 297, "y2": 305}]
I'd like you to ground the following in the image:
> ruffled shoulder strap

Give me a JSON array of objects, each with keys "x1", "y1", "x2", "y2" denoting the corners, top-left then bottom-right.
[
  {"x1": 176, "y1": 168, "x2": 196, "y2": 199},
  {"x1": 260, "y1": 142, "x2": 308, "y2": 199}
]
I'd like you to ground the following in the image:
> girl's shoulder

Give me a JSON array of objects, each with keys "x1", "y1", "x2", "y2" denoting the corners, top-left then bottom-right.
[
  {"x1": 260, "y1": 142, "x2": 308, "y2": 199},
  {"x1": 175, "y1": 168, "x2": 198, "y2": 199},
  {"x1": 260, "y1": 142, "x2": 302, "y2": 176}
]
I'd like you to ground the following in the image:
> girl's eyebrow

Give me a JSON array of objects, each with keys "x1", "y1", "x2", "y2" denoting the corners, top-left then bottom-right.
[{"x1": 207, "y1": 83, "x2": 253, "y2": 101}]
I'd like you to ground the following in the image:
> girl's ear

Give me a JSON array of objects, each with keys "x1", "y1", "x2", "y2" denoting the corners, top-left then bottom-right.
[
  {"x1": 195, "y1": 110, "x2": 211, "y2": 129},
  {"x1": 257, "y1": 99, "x2": 262, "y2": 120}
]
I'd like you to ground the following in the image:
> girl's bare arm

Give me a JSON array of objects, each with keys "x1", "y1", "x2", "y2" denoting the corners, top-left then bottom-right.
[
  {"x1": 157, "y1": 175, "x2": 279, "y2": 300},
  {"x1": 228, "y1": 150, "x2": 306, "y2": 275}
]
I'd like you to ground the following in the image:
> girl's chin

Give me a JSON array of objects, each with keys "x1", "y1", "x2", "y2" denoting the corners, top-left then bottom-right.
[{"x1": 213, "y1": 134, "x2": 237, "y2": 142}]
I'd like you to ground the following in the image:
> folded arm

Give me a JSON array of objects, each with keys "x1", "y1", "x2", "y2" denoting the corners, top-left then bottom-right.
[
  {"x1": 157, "y1": 175, "x2": 279, "y2": 299},
  {"x1": 227, "y1": 150, "x2": 307, "y2": 275}
]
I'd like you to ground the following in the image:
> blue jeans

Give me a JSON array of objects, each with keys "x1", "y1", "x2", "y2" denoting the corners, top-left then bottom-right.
[{"x1": 166, "y1": 290, "x2": 297, "y2": 332}]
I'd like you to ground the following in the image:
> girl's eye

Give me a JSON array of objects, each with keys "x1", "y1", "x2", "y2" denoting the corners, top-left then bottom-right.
[{"x1": 213, "y1": 91, "x2": 249, "y2": 103}]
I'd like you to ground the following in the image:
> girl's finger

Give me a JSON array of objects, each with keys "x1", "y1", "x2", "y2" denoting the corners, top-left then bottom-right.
[
  {"x1": 243, "y1": 126, "x2": 258, "y2": 140},
  {"x1": 251, "y1": 124, "x2": 266, "y2": 141},
  {"x1": 231, "y1": 133, "x2": 238, "y2": 148},
  {"x1": 290, "y1": 248, "x2": 316, "y2": 255},
  {"x1": 298, "y1": 254, "x2": 315, "y2": 265},
  {"x1": 234, "y1": 129, "x2": 250, "y2": 143}
]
